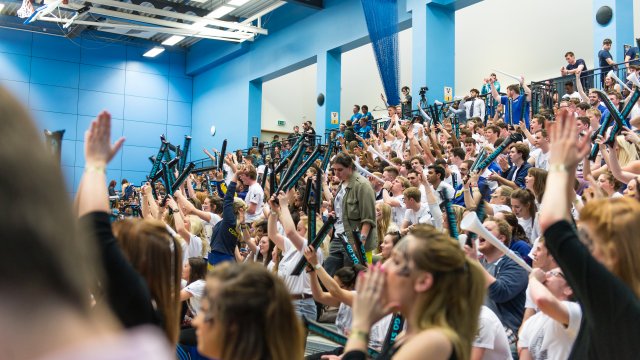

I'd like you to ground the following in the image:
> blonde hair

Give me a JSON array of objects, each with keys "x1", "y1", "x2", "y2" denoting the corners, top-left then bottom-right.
[
  {"x1": 189, "y1": 215, "x2": 210, "y2": 256},
  {"x1": 207, "y1": 263, "x2": 304, "y2": 360},
  {"x1": 376, "y1": 203, "x2": 393, "y2": 252},
  {"x1": 299, "y1": 214, "x2": 328, "y2": 255},
  {"x1": 407, "y1": 225, "x2": 485, "y2": 360},
  {"x1": 616, "y1": 135, "x2": 639, "y2": 166},
  {"x1": 580, "y1": 198, "x2": 640, "y2": 297}
]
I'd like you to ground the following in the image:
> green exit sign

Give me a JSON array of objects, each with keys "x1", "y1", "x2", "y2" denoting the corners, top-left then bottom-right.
[{"x1": 277, "y1": 120, "x2": 286, "y2": 126}]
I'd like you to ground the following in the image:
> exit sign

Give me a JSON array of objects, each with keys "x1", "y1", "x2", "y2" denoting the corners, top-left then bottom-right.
[{"x1": 277, "y1": 120, "x2": 286, "y2": 126}]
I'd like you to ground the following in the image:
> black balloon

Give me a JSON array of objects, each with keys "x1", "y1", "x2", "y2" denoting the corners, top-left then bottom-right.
[
  {"x1": 596, "y1": 6, "x2": 612, "y2": 26},
  {"x1": 317, "y1": 93, "x2": 325, "y2": 106}
]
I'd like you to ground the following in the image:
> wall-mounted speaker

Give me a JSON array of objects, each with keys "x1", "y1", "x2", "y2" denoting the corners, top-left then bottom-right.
[
  {"x1": 596, "y1": 6, "x2": 613, "y2": 26},
  {"x1": 317, "y1": 93, "x2": 325, "y2": 106}
]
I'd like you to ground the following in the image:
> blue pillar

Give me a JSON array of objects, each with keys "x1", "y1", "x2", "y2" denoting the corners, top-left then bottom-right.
[
  {"x1": 408, "y1": 0, "x2": 427, "y2": 106},
  {"x1": 247, "y1": 79, "x2": 262, "y2": 148},
  {"x1": 316, "y1": 49, "x2": 342, "y2": 137},
  {"x1": 592, "y1": 0, "x2": 635, "y2": 67},
  {"x1": 407, "y1": 0, "x2": 455, "y2": 105}
]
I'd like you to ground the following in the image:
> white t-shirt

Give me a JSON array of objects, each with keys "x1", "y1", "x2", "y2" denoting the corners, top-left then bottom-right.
[
  {"x1": 519, "y1": 301, "x2": 582, "y2": 360},
  {"x1": 277, "y1": 237, "x2": 323, "y2": 295},
  {"x1": 184, "y1": 279, "x2": 206, "y2": 316},
  {"x1": 404, "y1": 203, "x2": 433, "y2": 226},
  {"x1": 390, "y1": 194, "x2": 406, "y2": 226},
  {"x1": 435, "y1": 182, "x2": 455, "y2": 203},
  {"x1": 244, "y1": 182, "x2": 264, "y2": 223},
  {"x1": 532, "y1": 149, "x2": 550, "y2": 171},
  {"x1": 223, "y1": 163, "x2": 234, "y2": 185},
  {"x1": 518, "y1": 214, "x2": 540, "y2": 242},
  {"x1": 490, "y1": 204, "x2": 512, "y2": 214},
  {"x1": 334, "y1": 185, "x2": 347, "y2": 234},
  {"x1": 473, "y1": 306, "x2": 513, "y2": 360}
]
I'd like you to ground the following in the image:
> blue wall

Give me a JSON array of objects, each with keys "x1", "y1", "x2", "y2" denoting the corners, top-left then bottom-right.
[
  {"x1": 188, "y1": 0, "x2": 414, "y2": 155},
  {"x1": 0, "y1": 29, "x2": 193, "y2": 193}
]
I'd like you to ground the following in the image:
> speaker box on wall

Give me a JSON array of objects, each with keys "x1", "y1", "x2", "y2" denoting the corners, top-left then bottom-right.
[{"x1": 596, "y1": 5, "x2": 613, "y2": 26}]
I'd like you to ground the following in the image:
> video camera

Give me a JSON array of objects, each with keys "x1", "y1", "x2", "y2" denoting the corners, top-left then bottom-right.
[{"x1": 419, "y1": 86, "x2": 429, "y2": 96}]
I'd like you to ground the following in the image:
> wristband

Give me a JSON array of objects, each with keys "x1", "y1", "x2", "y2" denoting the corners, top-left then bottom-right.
[
  {"x1": 350, "y1": 330, "x2": 369, "y2": 342},
  {"x1": 548, "y1": 164, "x2": 567, "y2": 173},
  {"x1": 313, "y1": 263, "x2": 322, "y2": 270},
  {"x1": 85, "y1": 165, "x2": 106, "y2": 174}
]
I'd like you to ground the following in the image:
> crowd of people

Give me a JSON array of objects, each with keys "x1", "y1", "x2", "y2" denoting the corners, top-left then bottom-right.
[{"x1": 4, "y1": 38, "x2": 640, "y2": 360}]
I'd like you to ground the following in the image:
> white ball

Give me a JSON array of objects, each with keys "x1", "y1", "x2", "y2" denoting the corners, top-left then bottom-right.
[{"x1": 210, "y1": 125, "x2": 216, "y2": 136}]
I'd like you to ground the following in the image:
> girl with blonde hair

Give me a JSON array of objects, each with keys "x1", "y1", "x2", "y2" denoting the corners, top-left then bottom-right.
[{"x1": 343, "y1": 225, "x2": 486, "y2": 360}]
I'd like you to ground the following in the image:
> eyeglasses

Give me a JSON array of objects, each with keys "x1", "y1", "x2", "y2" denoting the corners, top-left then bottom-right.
[{"x1": 547, "y1": 271, "x2": 565, "y2": 279}]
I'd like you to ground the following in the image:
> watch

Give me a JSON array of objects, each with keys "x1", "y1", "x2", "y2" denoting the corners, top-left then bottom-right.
[{"x1": 169, "y1": 208, "x2": 179, "y2": 214}]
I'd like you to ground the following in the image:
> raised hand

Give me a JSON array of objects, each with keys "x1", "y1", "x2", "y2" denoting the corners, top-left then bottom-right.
[
  {"x1": 550, "y1": 109, "x2": 591, "y2": 171},
  {"x1": 84, "y1": 111, "x2": 125, "y2": 166}
]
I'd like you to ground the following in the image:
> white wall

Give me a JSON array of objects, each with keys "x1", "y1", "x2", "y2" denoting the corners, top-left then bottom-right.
[
  {"x1": 455, "y1": 0, "x2": 594, "y2": 96},
  {"x1": 261, "y1": 63, "x2": 317, "y2": 139},
  {"x1": 340, "y1": 29, "x2": 413, "y2": 120}
]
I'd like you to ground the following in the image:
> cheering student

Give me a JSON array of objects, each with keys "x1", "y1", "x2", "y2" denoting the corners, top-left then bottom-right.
[
  {"x1": 539, "y1": 109, "x2": 640, "y2": 358},
  {"x1": 518, "y1": 267, "x2": 581, "y2": 360},
  {"x1": 342, "y1": 225, "x2": 485, "y2": 360},
  {"x1": 208, "y1": 157, "x2": 248, "y2": 266},
  {"x1": 303, "y1": 247, "x2": 391, "y2": 359}
]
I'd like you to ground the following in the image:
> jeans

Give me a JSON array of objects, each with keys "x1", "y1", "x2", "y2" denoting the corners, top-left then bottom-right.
[
  {"x1": 322, "y1": 235, "x2": 354, "y2": 277},
  {"x1": 293, "y1": 297, "x2": 317, "y2": 322}
]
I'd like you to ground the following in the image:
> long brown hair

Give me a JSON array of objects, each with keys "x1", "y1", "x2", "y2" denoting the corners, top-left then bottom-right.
[
  {"x1": 113, "y1": 219, "x2": 182, "y2": 345},
  {"x1": 527, "y1": 168, "x2": 548, "y2": 204},
  {"x1": 206, "y1": 263, "x2": 304, "y2": 360},
  {"x1": 407, "y1": 225, "x2": 486, "y2": 360},
  {"x1": 580, "y1": 198, "x2": 640, "y2": 297}
]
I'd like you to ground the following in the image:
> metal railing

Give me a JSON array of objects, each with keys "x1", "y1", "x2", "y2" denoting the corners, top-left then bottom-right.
[
  {"x1": 530, "y1": 60, "x2": 633, "y2": 114},
  {"x1": 191, "y1": 134, "x2": 324, "y2": 172}
]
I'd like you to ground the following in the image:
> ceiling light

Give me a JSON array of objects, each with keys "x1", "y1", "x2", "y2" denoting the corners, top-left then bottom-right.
[
  {"x1": 162, "y1": 35, "x2": 185, "y2": 46},
  {"x1": 0, "y1": 4, "x2": 5, "y2": 12},
  {"x1": 143, "y1": 46, "x2": 165, "y2": 57},
  {"x1": 206, "y1": 5, "x2": 235, "y2": 19},
  {"x1": 228, "y1": 0, "x2": 251, "y2": 6}
]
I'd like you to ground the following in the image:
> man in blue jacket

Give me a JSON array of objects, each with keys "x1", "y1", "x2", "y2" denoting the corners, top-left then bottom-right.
[
  {"x1": 488, "y1": 142, "x2": 532, "y2": 189},
  {"x1": 475, "y1": 218, "x2": 528, "y2": 355}
]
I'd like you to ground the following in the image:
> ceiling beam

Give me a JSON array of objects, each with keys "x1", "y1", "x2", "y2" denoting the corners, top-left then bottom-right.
[
  {"x1": 38, "y1": 16, "x2": 245, "y2": 41},
  {"x1": 84, "y1": 0, "x2": 268, "y2": 34},
  {"x1": 61, "y1": 3, "x2": 255, "y2": 39}
]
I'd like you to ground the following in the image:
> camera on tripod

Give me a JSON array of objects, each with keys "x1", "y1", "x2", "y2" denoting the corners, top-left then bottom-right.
[{"x1": 419, "y1": 86, "x2": 429, "y2": 96}]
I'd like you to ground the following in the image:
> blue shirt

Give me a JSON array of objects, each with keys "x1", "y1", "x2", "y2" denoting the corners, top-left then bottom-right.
[
  {"x1": 626, "y1": 47, "x2": 640, "y2": 66},
  {"x1": 598, "y1": 49, "x2": 613, "y2": 71},
  {"x1": 566, "y1": 58, "x2": 588, "y2": 72},
  {"x1": 360, "y1": 112, "x2": 373, "y2": 121},
  {"x1": 500, "y1": 94, "x2": 530, "y2": 129},
  {"x1": 209, "y1": 181, "x2": 240, "y2": 262},
  {"x1": 354, "y1": 123, "x2": 372, "y2": 138},
  {"x1": 350, "y1": 113, "x2": 363, "y2": 122}
]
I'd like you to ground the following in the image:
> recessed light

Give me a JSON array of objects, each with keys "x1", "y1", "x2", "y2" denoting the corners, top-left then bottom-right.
[
  {"x1": 206, "y1": 5, "x2": 235, "y2": 19},
  {"x1": 162, "y1": 35, "x2": 185, "y2": 46},
  {"x1": 143, "y1": 46, "x2": 165, "y2": 57}
]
